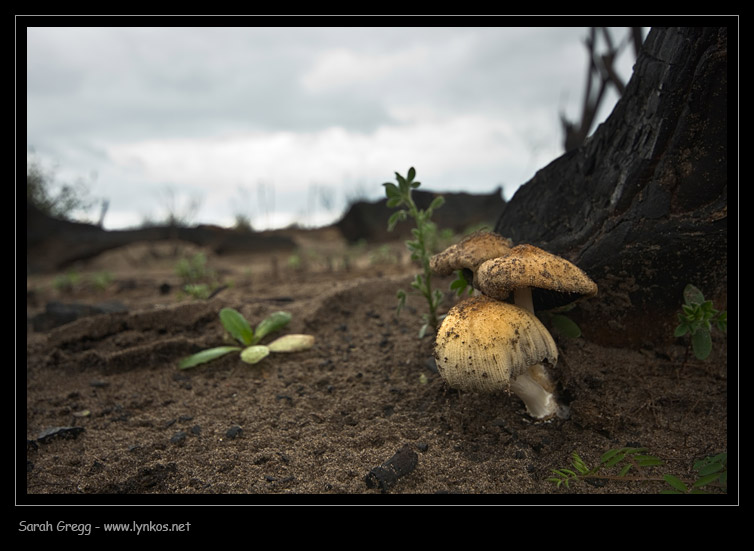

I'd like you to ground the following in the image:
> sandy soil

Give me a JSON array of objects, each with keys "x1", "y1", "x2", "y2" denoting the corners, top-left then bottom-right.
[{"x1": 22, "y1": 227, "x2": 731, "y2": 506}]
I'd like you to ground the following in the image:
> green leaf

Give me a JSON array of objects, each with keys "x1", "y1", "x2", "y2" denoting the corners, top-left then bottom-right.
[
  {"x1": 715, "y1": 311, "x2": 727, "y2": 332},
  {"x1": 428, "y1": 195, "x2": 445, "y2": 211},
  {"x1": 691, "y1": 326, "x2": 712, "y2": 360},
  {"x1": 695, "y1": 461, "x2": 724, "y2": 477},
  {"x1": 694, "y1": 453, "x2": 726, "y2": 470},
  {"x1": 253, "y1": 311, "x2": 292, "y2": 344},
  {"x1": 636, "y1": 455, "x2": 663, "y2": 467},
  {"x1": 240, "y1": 345, "x2": 270, "y2": 364},
  {"x1": 674, "y1": 323, "x2": 689, "y2": 337},
  {"x1": 387, "y1": 209, "x2": 407, "y2": 231},
  {"x1": 550, "y1": 314, "x2": 582, "y2": 338},
  {"x1": 692, "y1": 472, "x2": 722, "y2": 488},
  {"x1": 178, "y1": 346, "x2": 241, "y2": 369},
  {"x1": 604, "y1": 451, "x2": 626, "y2": 468},
  {"x1": 407, "y1": 167, "x2": 416, "y2": 182},
  {"x1": 600, "y1": 448, "x2": 620, "y2": 463},
  {"x1": 663, "y1": 475, "x2": 688, "y2": 493},
  {"x1": 396, "y1": 172, "x2": 409, "y2": 194},
  {"x1": 572, "y1": 453, "x2": 590, "y2": 475},
  {"x1": 386, "y1": 196, "x2": 403, "y2": 208},
  {"x1": 683, "y1": 284, "x2": 705, "y2": 305},
  {"x1": 396, "y1": 289, "x2": 406, "y2": 316},
  {"x1": 432, "y1": 288, "x2": 444, "y2": 308},
  {"x1": 383, "y1": 182, "x2": 400, "y2": 198},
  {"x1": 219, "y1": 308, "x2": 254, "y2": 346}
]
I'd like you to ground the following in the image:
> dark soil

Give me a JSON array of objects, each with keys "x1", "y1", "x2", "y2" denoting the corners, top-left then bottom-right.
[{"x1": 23, "y1": 227, "x2": 730, "y2": 502}]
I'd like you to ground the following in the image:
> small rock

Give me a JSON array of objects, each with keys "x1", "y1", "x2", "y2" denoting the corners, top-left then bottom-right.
[
  {"x1": 365, "y1": 444, "x2": 418, "y2": 493},
  {"x1": 226, "y1": 425, "x2": 243, "y2": 439},
  {"x1": 37, "y1": 426, "x2": 85, "y2": 443},
  {"x1": 170, "y1": 431, "x2": 188, "y2": 444}
]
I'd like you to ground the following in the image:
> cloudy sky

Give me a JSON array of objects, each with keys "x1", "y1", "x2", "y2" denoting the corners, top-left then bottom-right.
[{"x1": 25, "y1": 25, "x2": 643, "y2": 230}]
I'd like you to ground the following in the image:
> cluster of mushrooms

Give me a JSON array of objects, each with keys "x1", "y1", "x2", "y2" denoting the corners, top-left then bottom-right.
[{"x1": 430, "y1": 231, "x2": 597, "y2": 420}]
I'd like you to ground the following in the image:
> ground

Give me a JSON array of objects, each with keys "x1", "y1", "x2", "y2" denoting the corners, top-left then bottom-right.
[{"x1": 23, "y1": 226, "x2": 730, "y2": 501}]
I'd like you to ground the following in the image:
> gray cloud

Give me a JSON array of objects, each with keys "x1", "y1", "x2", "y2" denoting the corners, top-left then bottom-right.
[{"x1": 26, "y1": 25, "x2": 641, "y2": 229}]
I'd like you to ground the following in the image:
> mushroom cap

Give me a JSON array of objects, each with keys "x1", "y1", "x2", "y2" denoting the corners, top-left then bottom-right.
[
  {"x1": 434, "y1": 295, "x2": 558, "y2": 393},
  {"x1": 429, "y1": 231, "x2": 513, "y2": 282},
  {"x1": 476, "y1": 244, "x2": 598, "y2": 310}
]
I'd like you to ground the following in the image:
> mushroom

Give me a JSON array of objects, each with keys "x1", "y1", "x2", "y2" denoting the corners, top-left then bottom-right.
[
  {"x1": 475, "y1": 244, "x2": 597, "y2": 314},
  {"x1": 434, "y1": 294, "x2": 566, "y2": 419},
  {"x1": 429, "y1": 231, "x2": 513, "y2": 289}
]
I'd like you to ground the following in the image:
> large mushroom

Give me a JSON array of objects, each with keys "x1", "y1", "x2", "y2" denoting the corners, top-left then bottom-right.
[
  {"x1": 429, "y1": 231, "x2": 513, "y2": 290},
  {"x1": 475, "y1": 244, "x2": 598, "y2": 314},
  {"x1": 434, "y1": 294, "x2": 566, "y2": 419}
]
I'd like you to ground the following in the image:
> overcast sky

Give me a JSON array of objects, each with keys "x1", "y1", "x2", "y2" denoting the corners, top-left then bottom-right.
[{"x1": 25, "y1": 25, "x2": 643, "y2": 230}]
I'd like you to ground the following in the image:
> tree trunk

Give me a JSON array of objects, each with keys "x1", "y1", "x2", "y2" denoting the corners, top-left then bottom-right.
[{"x1": 494, "y1": 27, "x2": 728, "y2": 348}]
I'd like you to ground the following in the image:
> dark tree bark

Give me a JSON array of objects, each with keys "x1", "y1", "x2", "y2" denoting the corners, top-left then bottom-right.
[{"x1": 495, "y1": 27, "x2": 728, "y2": 347}]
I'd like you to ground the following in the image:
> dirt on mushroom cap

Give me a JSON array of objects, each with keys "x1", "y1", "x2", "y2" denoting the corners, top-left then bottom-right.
[
  {"x1": 476, "y1": 244, "x2": 598, "y2": 306},
  {"x1": 433, "y1": 295, "x2": 558, "y2": 393},
  {"x1": 429, "y1": 231, "x2": 513, "y2": 277}
]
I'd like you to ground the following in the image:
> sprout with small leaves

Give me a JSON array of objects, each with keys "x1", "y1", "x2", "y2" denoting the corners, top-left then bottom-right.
[
  {"x1": 178, "y1": 308, "x2": 314, "y2": 369},
  {"x1": 674, "y1": 284, "x2": 727, "y2": 361},
  {"x1": 384, "y1": 167, "x2": 445, "y2": 338}
]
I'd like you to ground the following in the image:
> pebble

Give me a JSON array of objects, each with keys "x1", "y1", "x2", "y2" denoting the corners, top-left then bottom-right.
[{"x1": 225, "y1": 425, "x2": 243, "y2": 439}]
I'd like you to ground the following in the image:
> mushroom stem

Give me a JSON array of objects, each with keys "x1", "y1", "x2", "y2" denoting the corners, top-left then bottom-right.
[
  {"x1": 513, "y1": 286, "x2": 535, "y2": 314},
  {"x1": 510, "y1": 364, "x2": 567, "y2": 420}
]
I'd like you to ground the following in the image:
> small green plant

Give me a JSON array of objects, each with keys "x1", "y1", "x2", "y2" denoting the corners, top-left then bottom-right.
[
  {"x1": 674, "y1": 284, "x2": 727, "y2": 360},
  {"x1": 449, "y1": 269, "x2": 474, "y2": 297},
  {"x1": 53, "y1": 271, "x2": 80, "y2": 293},
  {"x1": 549, "y1": 447, "x2": 728, "y2": 494},
  {"x1": 176, "y1": 252, "x2": 215, "y2": 283},
  {"x1": 181, "y1": 283, "x2": 212, "y2": 300},
  {"x1": 384, "y1": 167, "x2": 445, "y2": 338},
  {"x1": 549, "y1": 447, "x2": 663, "y2": 489},
  {"x1": 175, "y1": 252, "x2": 221, "y2": 299},
  {"x1": 178, "y1": 308, "x2": 314, "y2": 369},
  {"x1": 662, "y1": 452, "x2": 728, "y2": 494},
  {"x1": 90, "y1": 271, "x2": 113, "y2": 292}
]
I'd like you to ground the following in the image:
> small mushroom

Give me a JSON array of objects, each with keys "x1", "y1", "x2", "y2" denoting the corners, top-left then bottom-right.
[
  {"x1": 476, "y1": 244, "x2": 597, "y2": 314},
  {"x1": 434, "y1": 294, "x2": 565, "y2": 419},
  {"x1": 429, "y1": 231, "x2": 513, "y2": 288}
]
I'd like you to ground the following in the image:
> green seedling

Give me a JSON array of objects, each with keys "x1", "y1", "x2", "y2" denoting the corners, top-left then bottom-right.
[
  {"x1": 181, "y1": 283, "x2": 212, "y2": 300},
  {"x1": 384, "y1": 167, "x2": 445, "y2": 338},
  {"x1": 549, "y1": 447, "x2": 663, "y2": 490},
  {"x1": 674, "y1": 284, "x2": 727, "y2": 360},
  {"x1": 450, "y1": 269, "x2": 474, "y2": 297},
  {"x1": 175, "y1": 252, "x2": 215, "y2": 284},
  {"x1": 53, "y1": 271, "x2": 80, "y2": 293},
  {"x1": 549, "y1": 447, "x2": 727, "y2": 494},
  {"x1": 178, "y1": 308, "x2": 314, "y2": 369},
  {"x1": 90, "y1": 271, "x2": 113, "y2": 292},
  {"x1": 662, "y1": 452, "x2": 727, "y2": 494},
  {"x1": 175, "y1": 252, "x2": 223, "y2": 300}
]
